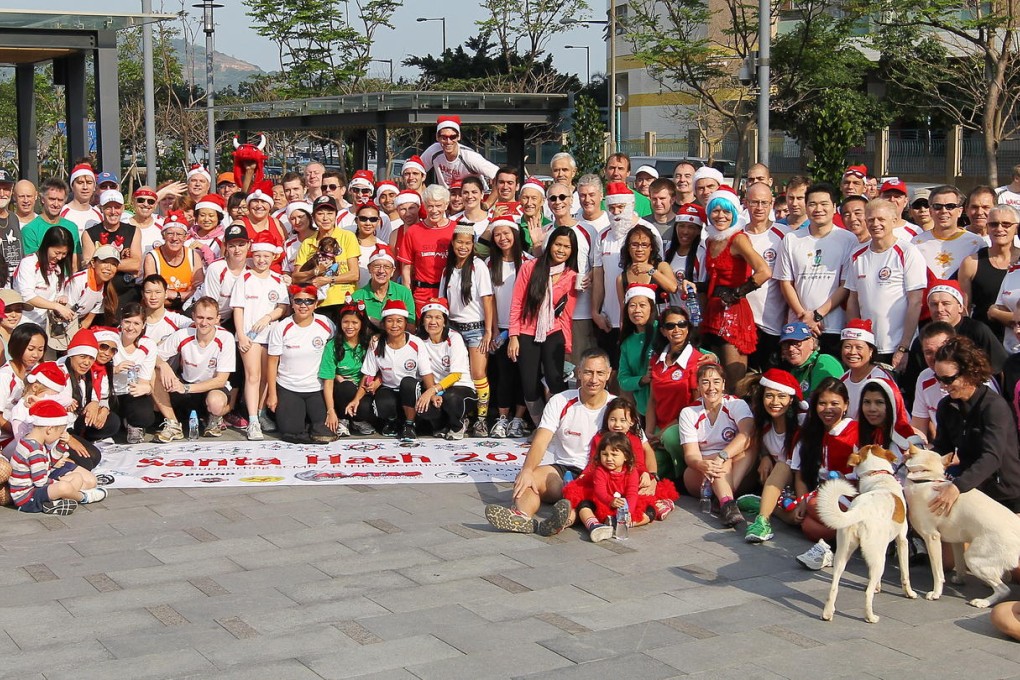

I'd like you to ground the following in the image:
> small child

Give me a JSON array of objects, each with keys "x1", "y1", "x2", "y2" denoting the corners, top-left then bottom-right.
[
  {"x1": 2, "y1": 362, "x2": 72, "y2": 461},
  {"x1": 300, "y1": 237, "x2": 341, "y2": 301},
  {"x1": 7, "y1": 399, "x2": 107, "y2": 515},
  {"x1": 563, "y1": 397, "x2": 678, "y2": 542}
]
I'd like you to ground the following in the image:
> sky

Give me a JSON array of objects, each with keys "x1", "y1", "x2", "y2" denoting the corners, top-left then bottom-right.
[{"x1": 16, "y1": 0, "x2": 607, "y2": 85}]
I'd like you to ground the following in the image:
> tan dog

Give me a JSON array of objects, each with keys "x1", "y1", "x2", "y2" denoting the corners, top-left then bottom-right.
[
  {"x1": 903, "y1": 444, "x2": 1020, "y2": 608},
  {"x1": 816, "y1": 445, "x2": 917, "y2": 623}
]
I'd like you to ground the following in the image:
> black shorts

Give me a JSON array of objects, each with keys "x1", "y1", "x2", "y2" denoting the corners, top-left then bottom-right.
[{"x1": 169, "y1": 387, "x2": 230, "y2": 419}]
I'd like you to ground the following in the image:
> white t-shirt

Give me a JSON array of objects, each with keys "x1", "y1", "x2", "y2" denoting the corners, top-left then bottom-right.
[
  {"x1": 761, "y1": 423, "x2": 800, "y2": 465},
  {"x1": 112, "y1": 337, "x2": 158, "y2": 396},
  {"x1": 592, "y1": 220, "x2": 663, "y2": 328},
  {"x1": 61, "y1": 269, "x2": 105, "y2": 320},
  {"x1": 420, "y1": 142, "x2": 499, "y2": 188},
  {"x1": 996, "y1": 186, "x2": 1020, "y2": 208},
  {"x1": 537, "y1": 389, "x2": 615, "y2": 470},
  {"x1": 743, "y1": 224, "x2": 788, "y2": 335},
  {"x1": 490, "y1": 256, "x2": 532, "y2": 329},
  {"x1": 158, "y1": 327, "x2": 236, "y2": 384},
  {"x1": 440, "y1": 259, "x2": 493, "y2": 324},
  {"x1": 893, "y1": 221, "x2": 922, "y2": 241},
  {"x1": 678, "y1": 396, "x2": 753, "y2": 456},
  {"x1": 145, "y1": 310, "x2": 193, "y2": 346},
  {"x1": 360, "y1": 335, "x2": 433, "y2": 389},
  {"x1": 844, "y1": 240, "x2": 927, "y2": 353},
  {"x1": 840, "y1": 366, "x2": 895, "y2": 419},
  {"x1": 774, "y1": 226, "x2": 858, "y2": 334},
  {"x1": 0, "y1": 364, "x2": 26, "y2": 420},
  {"x1": 994, "y1": 264, "x2": 1020, "y2": 354},
  {"x1": 554, "y1": 221, "x2": 598, "y2": 320},
  {"x1": 229, "y1": 269, "x2": 289, "y2": 344},
  {"x1": 203, "y1": 259, "x2": 245, "y2": 321},
  {"x1": 422, "y1": 331, "x2": 474, "y2": 390},
  {"x1": 129, "y1": 219, "x2": 164, "y2": 280},
  {"x1": 911, "y1": 229, "x2": 985, "y2": 280},
  {"x1": 13, "y1": 254, "x2": 63, "y2": 328},
  {"x1": 59, "y1": 204, "x2": 102, "y2": 237},
  {"x1": 666, "y1": 242, "x2": 707, "y2": 309},
  {"x1": 268, "y1": 314, "x2": 335, "y2": 393},
  {"x1": 912, "y1": 368, "x2": 946, "y2": 427}
]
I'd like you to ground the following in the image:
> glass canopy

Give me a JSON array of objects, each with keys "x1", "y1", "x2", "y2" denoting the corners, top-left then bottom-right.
[{"x1": 0, "y1": 10, "x2": 176, "y2": 31}]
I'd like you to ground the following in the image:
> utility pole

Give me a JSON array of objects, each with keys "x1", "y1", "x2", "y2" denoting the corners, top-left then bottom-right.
[
  {"x1": 194, "y1": 0, "x2": 222, "y2": 173},
  {"x1": 142, "y1": 0, "x2": 157, "y2": 185},
  {"x1": 757, "y1": 0, "x2": 770, "y2": 165}
]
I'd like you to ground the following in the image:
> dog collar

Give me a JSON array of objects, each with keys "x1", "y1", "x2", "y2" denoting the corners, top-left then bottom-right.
[{"x1": 861, "y1": 469, "x2": 894, "y2": 478}]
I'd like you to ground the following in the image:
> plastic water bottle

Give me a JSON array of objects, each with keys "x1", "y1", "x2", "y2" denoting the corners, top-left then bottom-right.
[
  {"x1": 188, "y1": 410, "x2": 200, "y2": 440},
  {"x1": 614, "y1": 493, "x2": 630, "y2": 540},
  {"x1": 700, "y1": 477, "x2": 713, "y2": 513},
  {"x1": 682, "y1": 282, "x2": 702, "y2": 326},
  {"x1": 126, "y1": 364, "x2": 139, "y2": 386},
  {"x1": 489, "y1": 330, "x2": 509, "y2": 354},
  {"x1": 246, "y1": 330, "x2": 259, "y2": 341}
]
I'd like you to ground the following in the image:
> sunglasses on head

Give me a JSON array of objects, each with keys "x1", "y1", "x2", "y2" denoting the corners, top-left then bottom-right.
[
  {"x1": 662, "y1": 320, "x2": 690, "y2": 330},
  {"x1": 547, "y1": 193, "x2": 570, "y2": 203}
]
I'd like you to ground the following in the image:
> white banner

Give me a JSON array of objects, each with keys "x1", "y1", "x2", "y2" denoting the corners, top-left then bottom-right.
[{"x1": 92, "y1": 438, "x2": 528, "y2": 488}]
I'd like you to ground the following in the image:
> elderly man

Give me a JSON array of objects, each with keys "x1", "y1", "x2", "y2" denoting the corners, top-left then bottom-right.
[
  {"x1": 550, "y1": 152, "x2": 581, "y2": 215},
  {"x1": 912, "y1": 185, "x2": 985, "y2": 282},
  {"x1": 484, "y1": 348, "x2": 614, "y2": 535},
  {"x1": 672, "y1": 161, "x2": 696, "y2": 209},
  {"x1": 839, "y1": 165, "x2": 868, "y2": 198},
  {"x1": 571, "y1": 175, "x2": 606, "y2": 365},
  {"x1": 964, "y1": 186, "x2": 996, "y2": 239},
  {"x1": 13, "y1": 179, "x2": 38, "y2": 228},
  {"x1": 303, "y1": 162, "x2": 325, "y2": 201},
  {"x1": 351, "y1": 244, "x2": 416, "y2": 330},
  {"x1": 879, "y1": 178, "x2": 923, "y2": 240},
  {"x1": 185, "y1": 164, "x2": 212, "y2": 203},
  {"x1": 777, "y1": 321, "x2": 843, "y2": 395},
  {"x1": 397, "y1": 184, "x2": 456, "y2": 312}
]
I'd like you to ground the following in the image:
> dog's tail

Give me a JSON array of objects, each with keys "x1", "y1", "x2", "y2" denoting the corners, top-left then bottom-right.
[{"x1": 814, "y1": 478, "x2": 860, "y2": 530}]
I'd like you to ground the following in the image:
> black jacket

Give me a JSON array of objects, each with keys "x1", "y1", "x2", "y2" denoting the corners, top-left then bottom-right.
[{"x1": 933, "y1": 384, "x2": 1020, "y2": 511}]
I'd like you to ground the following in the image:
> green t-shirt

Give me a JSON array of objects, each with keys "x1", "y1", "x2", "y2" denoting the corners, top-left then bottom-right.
[
  {"x1": 319, "y1": 338, "x2": 367, "y2": 382},
  {"x1": 617, "y1": 323, "x2": 657, "y2": 415},
  {"x1": 787, "y1": 350, "x2": 844, "y2": 396},
  {"x1": 351, "y1": 281, "x2": 416, "y2": 328},
  {"x1": 22, "y1": 217, "x2": 82, "y2": 256}
]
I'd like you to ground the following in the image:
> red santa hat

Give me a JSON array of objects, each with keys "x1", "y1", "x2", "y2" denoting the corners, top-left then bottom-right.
[
  {"x1": 29, "y1": 399, "x2": 69, "y2": 427},
  {"x1": 245, "y1": 188, "x2": 274, "y2": 205},
  {"x1": 436, "y1": 115, "x2": 461, "y2": 135},
  {"x1": 69, "y1": 163, "x2": 96, "y2": 183},
  {"x1": 368, "y1": 244, "x2": 396, "y2": 266},
  {"x1": 520, "y1": 177, "x2": 546, "y2": 197},
  {"x1": 843, "y1": 164, "x2": 868, "y2": 179},
  {"x1": 420, "y1": 297, "x2": 449, "y2": 316},
  {"x1": 250, "y1": 230, "x2": 282, "y2": 254},
  {"x1": 841, "y1": 318, "x2": 875, "y2": 346},
  {"x1": 759, "y1": 368, "x2": 808, "y2": 410},
  {"x1": 195, "y1": 193, "x2": 226, "y2": 217},
  {"x1": 676, "y1": 202, "x2": 706, "y2": 226},
  {"x1": 692, "y1": 166, "x2": 724, "y2": 186},
  {"x1": 66, "y1": 328, "x2": 99, "y2": 359},
  {"x1": 161, "y1": 211, "x2": 189, "y2": 233},
  {"x1": 187, "y1": 164, "x2": 211, "y2": 183},
  {"x1": 488, "y1": 217, "x2": 519, "y2": 233},
  {"x1": 381, "y1": 299, "x2": 409, "y2": 319},
  {"x1": 624, "y1": 283, "x2": 656, "y2": 304},
  {"x1": 394, "y1": 189, "x2": 422, "y2": 207},
  {"x1": 605, "y1": 182, "x2": 634, "y2": 206},
  {"x1": 349, "y1": 169, "x2": 376, "y2": 191},
  {"x1": 927, "y1": 280, "x2": 964, "y2": 307},
  {"x1": 27, "y1": 361, "x2": 68, "y2": 393},
  {"x1": 90, "y1": 326, "x2": 119, "y2": 345},
  {"x1": 403, "y1": 155, "x2": 426, "y2": 175},
  {"x1": 862, "y1": 377, "x2": 919, "y2": 451},
  {"x1": 375, "y1": 180, "x2": 399, "y2": 200}
]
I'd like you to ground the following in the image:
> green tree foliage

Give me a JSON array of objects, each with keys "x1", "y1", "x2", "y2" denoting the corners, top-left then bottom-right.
[
  {"x1": 565, "y1": 94, "x2": 606, "y2": 177},
  {"x1": 806, "y1": 90, "x2": 863, "y2": 185},
  {"x1": 243, "y1": 0, "x2": 401, "y2": 97},
  {"x1": 0, "y1": 68, "x2": 65, "y2": 176}
]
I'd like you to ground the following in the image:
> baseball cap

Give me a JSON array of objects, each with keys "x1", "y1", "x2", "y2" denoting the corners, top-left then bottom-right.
[
  {"x1": 313, "y1": 195, "x2": 338, "y2": 212},
  {"x1": 879, "y1": 178, "x2": 907, "y2": 195},
  {"x1": 224, "y1": 223, "x2": 249, "y2": 243},
  {"x1": 0, "y1": 169, "x2": 14, "y2": 185},
  {"x1": 92, "y1": 245, "x2": 122, "y2": 262},
  {"x1": 912, "y1": 188, "x2": 931, "y2": 205},
  {"x1": 780, "y1": 322, "x2": 813, "y2": 343},
  {"x1": 216, "y1": 172, "x2": 236, "y2": 186},
  {"x1": 99, "y1": 189, "x2": 125, "y2": 206},
  {"x1": 96, "y1": 171, "x2": 119, "y2": 187},
  {"x1": 635, "y1": 164, "x2": 659, "y2": 179}
]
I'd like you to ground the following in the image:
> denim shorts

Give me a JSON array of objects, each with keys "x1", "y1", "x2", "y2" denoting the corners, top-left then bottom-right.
[
  {"x1": 16, "y1": 485, "x2": 52, "y2": 513},
  {"x1": 458, "y1": 326, "x2": 485, "y2": 349}
]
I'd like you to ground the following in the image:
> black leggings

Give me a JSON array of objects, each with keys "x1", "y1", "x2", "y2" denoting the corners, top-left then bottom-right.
[
  {"x1": 276, "y1": 385, "x2": 331, "y2": 436},
  {"x1": 332, "y1": 379, "x2": 375, "y2": 421},
  {"x1": 73, "y1": 410, "x2": 121, "y2": 443},
  {"x1": 117, "y1": 393, "x2": 156, "y2": 429},
  {"x1": 516, "y1": 331, "x2": 566, "y2": 402},
  {"x1": 417, "y1": 385, "x2": 476, "y2": 429},
  {"x1": 68, "y1": 434, "x2": 101, "y2": 470},
  {"x1": 373, "y1": 376, "x2": 420, "y2": 422},
  {"x1": 491, "y1": 331, "x2": 523, "y2": 411}
]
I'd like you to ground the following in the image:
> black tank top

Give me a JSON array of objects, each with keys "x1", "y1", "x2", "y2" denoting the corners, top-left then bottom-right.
[
  {"x1": 85, "y1": 221, "x2": 138, "y2": 258},
  {"x1": 971, "y1": 247, "x2": 1007, "y2": 339}
]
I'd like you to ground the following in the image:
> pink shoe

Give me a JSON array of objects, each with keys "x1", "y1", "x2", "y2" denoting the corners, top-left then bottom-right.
[
  {"x1": 224, "y1": 412, "x2": 248, "y2": 429},
  {"x1": 655, "y1": 499, "x2": 675, "y2": 521}
]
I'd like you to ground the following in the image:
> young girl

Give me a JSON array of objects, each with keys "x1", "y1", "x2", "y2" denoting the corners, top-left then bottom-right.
[
  {"x1": 110, "y1": 305, "x2": 158, "y2": 444},
  {"x1": 230, "y1": 231, "x2": 290, "y2": 440},
  {"x1": 858, "y1": 378, "x2": 923, "y2": 475},
  {"x1": 2, "y1": 361, "x2": 70, "y2": 461},
  {"x1": 743, "y1": 369, "x2": 807, "y2": 544},
  {"x1": 563, "y1": 398, "x2": 678, "y2": 541},
  {"x1": 486, "y1": 218, "x2": 532, "y2": 438},
  {"x1": 322, "y1": 302, "x2": 375, "y2": 437},
  {"x1": 187, "y1": 194, "x2": 226, "y2": 266},
  {"x1": 299, "y1": 237, "x2": 340, "y2": 301},
  {"x1": 790, "y1": 377, "x2": 858, "y2": 569},
  {"x1": 414, "y1": 297, "x2": 478, "y2": 439},
  {"x1": 440, "y1": 224, "x2": 495, "y2": 436},
  {"x1": 839, "y1": 318, "x2": 897, "y2": 418}
]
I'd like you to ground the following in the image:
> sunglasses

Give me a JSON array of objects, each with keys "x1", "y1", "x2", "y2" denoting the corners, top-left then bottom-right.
[
  {"x1": 547, "y1": 194, "x2": 570, "y2": 203},
  {"x1": 98, "y1": 343, "x2": 117, "y2": 352},
  {"x1": 911, "y1": 200, "x2": 929, "y2": 209},
  {"x1": 357, "y1": 216, "x2": 380, "y2": 223},
  {"x1": 291, "y1": 298, "x2": 316, "y2": 306},
  {"x1": 134, "y1": 198, "x2": 157, "y2": 206},
  {"x1": 352, "y1": 188, "x2": 373, "y2": 194},
  {"x1": 662, "y1": 320, "x2": 690, "y2": 330},
  {"x1": 932, "y1": 202, "x2": 960, "y2": 211},
  {"x1": 323, "y1": 183, "x2": 340, "y2": 191},
  {"x1": 935, "y1": 372, "x2": 959, "y2": 385},
  {"x1": 439, "y1": 134, "x2": 459, "y2": 141},
  {"x1": 987, "y1": 221, "x2": 1018, "y2": 229},
  {"x1": 4, "y1": 305, "x2": 24, "y2": 313}
]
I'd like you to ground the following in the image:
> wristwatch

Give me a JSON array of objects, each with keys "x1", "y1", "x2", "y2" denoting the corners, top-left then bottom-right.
[
  {"x1": 813, "y1": 310, "x2": 824, "y2": 323},
  {"x1": 718, "y1": 451, "x2": 729, "y2": 462},
  {"x1": 184, "y1": 384, "x2": 191, "y2": 394},
  {"x1": 897, "y1": 345, "x2": 908, "y2": 353}
]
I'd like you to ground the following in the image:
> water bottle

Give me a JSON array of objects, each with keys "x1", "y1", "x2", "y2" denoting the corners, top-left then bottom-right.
[
  {"x1": 188, "y1": 410, "x2": 200, "y2": 440},
  {"x1": 126, "y1": 364, "x2": 139, "y2": 386},
  {"x1": 614, "y1": 493, "x2": 630, "y2": 540},
  {"x1": 681, "y1": 282, "x2": 702, "y2": 326},
  {"x1": 246, "y1": 330, "x2": 259, "y2": 341},
  {"x1": 489, "y1": 330, "x2": 509, "y2": 354},
  {"x1": 700, "y1": 477, "x2": 713, "y2": 513}
]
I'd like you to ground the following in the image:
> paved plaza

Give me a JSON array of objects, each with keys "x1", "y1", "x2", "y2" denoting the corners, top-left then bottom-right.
[{"x1": 2, "y1": 449, "x2": 1020, "y2": 680}]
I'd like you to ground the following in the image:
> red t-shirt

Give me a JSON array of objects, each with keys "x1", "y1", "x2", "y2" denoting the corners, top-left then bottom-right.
[
  {"x1": 649, "y1": 344, "x2": 704, "y2": 431},
  {"x1": 822, "y1": 418, "x2": 859, "y2": 477},
  {"x1": 397, "y1": 220, "x2": 456, "y2": 285},
  {"x1": 241, "y1": 216, "x2": 286, "y2": 272}
]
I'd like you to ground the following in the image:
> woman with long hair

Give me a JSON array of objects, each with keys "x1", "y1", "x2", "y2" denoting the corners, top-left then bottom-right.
[
  {"x1": 838, "y1": 318, "x2": 897, "y2": 418},
  {"x1": 616, "y1": 224, "x2": 677, "y2": 311},
  {"x1": 61, "y1": 246, "x2": 120, "y2": 328},
  {"x1": 322, "y1": 301, "x2": 376, "y2": 437},
  {"x1": 414, "y1": 297, "x2": 478, "y2": 439},
  {"x1": 508, "y1": 225, "x2": 578, "y2": 426},
  {"x1": 616, "y1": 284, "x2": 658, "y2": 417},
  {"x1": 664, "y1": 205, "x2": 707, "y2": 314},
  {"x1": 14, "y1": 225, "x2": 75, "y2": 331}
]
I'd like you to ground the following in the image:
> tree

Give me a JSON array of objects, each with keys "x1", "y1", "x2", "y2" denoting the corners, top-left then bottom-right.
[
  {"x1": 806, "y1": 91, "x2": 863, "y2": 185},
  {"x1": 625, "y1": 0, "x2": 766, "y2": 178},
  {"x1": 243, "y1": 0, "x2": 401, "y2": 97},
  {"x1": 856, "y1": 0, "x2": 1020, "y2": 185},
  {"x1": 565, "y1": 94, "x2": 607, "y2": 176}
]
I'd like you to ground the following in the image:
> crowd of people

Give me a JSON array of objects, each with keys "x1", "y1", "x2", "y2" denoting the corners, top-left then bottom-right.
[{"x1": 1, "y1": 118, "x2": 1019, "y2": 562}]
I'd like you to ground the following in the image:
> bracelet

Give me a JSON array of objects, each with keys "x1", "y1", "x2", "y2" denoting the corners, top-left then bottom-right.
[{"x1": 648, "y1": 472, "x2": 659, "y2": 481}]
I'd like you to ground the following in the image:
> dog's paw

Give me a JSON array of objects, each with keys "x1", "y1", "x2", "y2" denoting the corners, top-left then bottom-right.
[
  {"x1": 969, "y1": 598, "x2": 991, "y2": 609},
  {"x1": 821, "y1": 606, "x2": 834, "y2": 621},
  {"x1": 925, "y1": 591, "x2": 941, "y2": 601},
  {"x1": 950, "y1": 572, "x2": 966, "y2": 585},
  {"x1": 865, "y1": 614, "x2": 880, "y2": 624},
  {"x1": 904, "y1": 588, "x2": 918, "y2": 599},
  {"x1": 875, "y1": 584, "x2": 883, "y2": 593}
]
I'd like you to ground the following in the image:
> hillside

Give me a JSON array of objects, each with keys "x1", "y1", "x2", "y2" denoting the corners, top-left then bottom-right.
[{"x1": 171, "y1": 39, "x2": 269, "y2": 92}]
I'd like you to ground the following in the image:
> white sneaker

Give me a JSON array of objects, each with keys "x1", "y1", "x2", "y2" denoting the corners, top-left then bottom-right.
[
  {"x1": 125, "y1": 425, "x2": 145, "y2": 444},
  {"x1": 489, "y1": 415, "x2": 509, "y2": 438},
  {"x1": 80, "y1": 487, "x2": 108, "y2": 504},
  {"x1": 246, "y1": 420, "x2": 264, "y2": 441},
  {"x1": 507, "y1": 417, "x2": 526, "y2": 438},
  {"x1": 797, "y1": 539, "x2": 834, "y2": 570},
  {"x1": 589, "y1": 524, "x2": 613, "y2": 543}
]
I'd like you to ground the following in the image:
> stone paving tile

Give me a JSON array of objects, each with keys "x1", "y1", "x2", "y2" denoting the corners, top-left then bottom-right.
[
  {"x1": 59, "y1": 581, "x2": 205, "y2": 616},
  {"x1": 0, "y1": 574, "x2": 100, "y2": 606},
  {"x1": 145, "y1": 535, "x2": 280, "y2": 565},
  {"x1": 207, "y1": 563, "x2": 331, "y2": 594},
  {"x1": 406, "y1": 640, "x2": 574, "y2": 679},
  {"x1": 1, "y1": 639, "x2": 114, "y2": 675},
  {"x1": 669, "y1": 598, "x2": 804, "y2": 635},
  {"x1": 537, "y1": 620, "x2": 700, "y2": 664},
  {"x1": 227, "y1": 540, "x2": 357, "y2": 571},
  {"x1": 497, "y1": 561, "x2": 621, "y2": 592},
  {"x1": 258, "y1": 522, "x2": 388, "y2": 549},
  {"x1": 104, "y1": 556, "x2": 242, "y2": 588},
  {"x1": 181, "y1": 658, "x2": 324, "y2": 680},
  {"x1": 198, "y1": 624, "x2": 355, "y2": 667},
  {"x1": 397, "y1": 553, "x2": 529, "y2": 585},
  {"x1": 300, "y1": 634, "x2": 463, "y2": 679},
  {"x1": 44, "y1": 647, "x2": 216, "y2": 680},
  {"x1": 7, "y1": 610, "x2": 161, "y2": 650},
  {"x1": 646, "y1": 628, "x2": 806, "y2": 674},
  {"x1": 680, "y1": 662, "x2": 792, "y2": 680},
  {"x1": 515, "y1": 651, "x2": 681, "y2": 680},
  {"x1": 169, "y1": 587, "x2": 301, "y2": 622},
  {"x1": 574, "y1": 567, "x2": 703, "y2": 602},
  {"x1": 461, "y1": 584, "x2": 612, "y2": 623},
  {"x1": 365, "y1": 576, "x2": 511, "y2": 613},
  {"x1": 311, "y1": 547, "x2": 442, "y2": 578},
  {"x1": 242, "y1": 596, "x2": 390, "y2": 635},
  {"x1": 872, "y1": 647, "x2": 1020, "y2": 680},
  {"x1": 277, "y1": 569, "x2": 419, "y2": 605},
  {"x1": 753, "y1": 637, "x2": 918, "y2": 679}
]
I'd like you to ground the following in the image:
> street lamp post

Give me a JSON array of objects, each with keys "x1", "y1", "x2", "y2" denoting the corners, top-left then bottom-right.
[
  {"x1": 142, "y1": 0, "x2": 156, "y2": 185},
  {"x1": 372, "y1": 58, "x2": 394, "y2": 84},
  {"x1": 416, "y1": 17, "x2": 447, "y2": 53},
  {"x1": 757, "y1": 0, "x2": 770, "y2": 165},
  {"x1": 564, "y1": 45, "x2": 590, "y2": 83},
  {"x1": 193, "y1": 0, "x2": 222, "y2": 174}
]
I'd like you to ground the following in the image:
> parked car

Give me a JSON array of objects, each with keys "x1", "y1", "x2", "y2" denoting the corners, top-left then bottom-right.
[{"x1": 628, "y1": 155, "x2": 736, "y2": 187}]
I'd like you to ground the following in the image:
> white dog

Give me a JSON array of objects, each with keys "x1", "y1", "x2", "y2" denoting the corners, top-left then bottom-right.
[
  {"x1": 903, "y1": 444, "x2": 1020, "y2": 608},
  {"x1": 816, "y1": 445, "x2": 917, "y2": 623}
]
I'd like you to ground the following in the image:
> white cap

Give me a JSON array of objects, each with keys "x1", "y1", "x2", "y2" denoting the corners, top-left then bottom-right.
[
  {"x1": 635, "y1": 165, "x2": 659, "y2": 179},
  {"x1": 99, "y1": 189, "x2": 125, "y2": 206}
]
